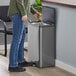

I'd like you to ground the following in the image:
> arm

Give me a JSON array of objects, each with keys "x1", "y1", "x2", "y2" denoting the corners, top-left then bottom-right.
[
  {"x1": 16, "y1": 0, "x2": 28, "y2": 16},
  {"x1": 16, "y1": 0, "x2": 30, "y2": 21}
]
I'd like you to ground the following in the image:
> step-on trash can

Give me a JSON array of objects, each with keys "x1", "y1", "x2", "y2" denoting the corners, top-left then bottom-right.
[
  {"x1": 28, "y1": 22, "x2": 55, "y2": 68},
  {"x1": 28, "y1": 6, "x2": 56, "y2": 68}
]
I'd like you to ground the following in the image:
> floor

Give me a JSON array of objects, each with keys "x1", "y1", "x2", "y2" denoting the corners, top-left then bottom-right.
[{"x1": 0, "y1": 51, "x2": 76, "y2": 76}]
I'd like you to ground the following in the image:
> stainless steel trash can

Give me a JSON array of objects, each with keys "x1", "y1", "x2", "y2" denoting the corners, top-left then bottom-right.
[{"x1": 28, "y1": 22, "x2": 55, "y2": 67}]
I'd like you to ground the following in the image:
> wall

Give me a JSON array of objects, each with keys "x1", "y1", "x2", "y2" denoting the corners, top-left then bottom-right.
[
  {"x1": 30, "y1": 0, "x2": 35, "y2": 5},
  {"x1": 43, "y1": 2, "x2": 76, "y2": 74},
  {"x1": 0, "y1": 0, "x2": 10, "y2": 6},
  {"x1": 0, "y1": 0, "x2": 35, "y2": 6}
]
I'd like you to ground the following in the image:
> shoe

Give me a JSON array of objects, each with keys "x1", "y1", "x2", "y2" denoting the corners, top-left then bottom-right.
[
  {"x1": 18, "y1": 61, "x2": 34, "y2": 67},
  {"x1": 8, "y1": 67, "x2": 26, "y2": 72}
]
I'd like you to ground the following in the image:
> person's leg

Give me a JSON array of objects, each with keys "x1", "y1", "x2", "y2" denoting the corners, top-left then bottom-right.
[
  {"x1": 18, "y1": 23, "x2": 34, "y2": 67},
  {"x1": 9, "y1": 13, "x2": 25, "y2": 68},
  {"x1": 18, "y1": 26, "x2": 26, "y2": 63}
]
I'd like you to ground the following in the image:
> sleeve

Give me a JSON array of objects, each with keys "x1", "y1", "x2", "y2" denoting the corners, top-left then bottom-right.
[
  {"x1": 16, "y1": 0, "x2": 28, "y2": 16},
  {"x1": 30, "y1": 7, "x2": 36, "y2": 15}
]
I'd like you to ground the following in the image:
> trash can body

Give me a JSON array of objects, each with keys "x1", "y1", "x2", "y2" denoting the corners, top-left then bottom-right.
[{"x1": 28, "y1": 22, "x2": 55, "y2": 67}]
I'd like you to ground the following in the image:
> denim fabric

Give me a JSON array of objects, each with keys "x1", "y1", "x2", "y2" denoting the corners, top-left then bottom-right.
[{"x1": 9, "y1": 13, "x2": 26, "y2": 67}]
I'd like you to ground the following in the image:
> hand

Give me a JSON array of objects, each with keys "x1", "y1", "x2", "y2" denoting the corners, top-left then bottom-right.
[
  {"x1": 22, "y1": 15, "x2": 27, "y2": 22},
  {"x1": 34, "y1": 13, "x2": 42, "y2": 20}
]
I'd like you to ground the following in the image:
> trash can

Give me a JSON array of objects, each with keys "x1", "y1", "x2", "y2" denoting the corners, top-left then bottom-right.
[{"x1": 28, "y1": 22, "x2": 55, "y2": 67}]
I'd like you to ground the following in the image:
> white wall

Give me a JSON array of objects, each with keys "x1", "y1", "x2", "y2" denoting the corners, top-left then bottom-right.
[
  {"x1": 30, "y1": 0, "x2": 35, "y2": 5},
  {"x1": 0, "y1": 0, "x2": 35, "y2": 6},
  {"x1": 0, "y1": 0, "x2": 10, "y2": 6}
]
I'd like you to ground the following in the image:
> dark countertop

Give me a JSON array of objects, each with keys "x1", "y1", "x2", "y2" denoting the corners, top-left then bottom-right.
[{"x1": 42, "y1": 0, "x2": 76, "y2": 8}]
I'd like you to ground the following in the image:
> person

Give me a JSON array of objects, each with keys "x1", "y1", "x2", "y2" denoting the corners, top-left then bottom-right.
[{"x1": 8, "y1": 0, "x2": 32, "y2": 72}]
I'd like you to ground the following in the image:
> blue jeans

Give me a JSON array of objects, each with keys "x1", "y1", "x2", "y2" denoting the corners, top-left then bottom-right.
[{"x1": 9, "y1": 13, "x2": 26, "y2": 67}]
